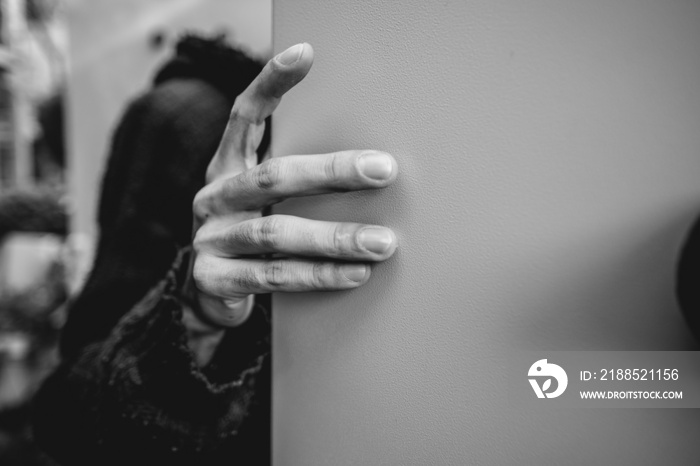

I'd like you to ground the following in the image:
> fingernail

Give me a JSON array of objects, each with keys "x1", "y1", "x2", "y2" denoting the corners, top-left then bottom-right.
[
  {"x1": 359, "y1": 228, "x2": 394, "y2": 254},
  {"x1": 358, "y1": 152, "x2": 393, "y2": 180},
  {"x1": 342, "y1": 264, "x2": 367, "y2": 282},
  {"x1": 275, "y1": 43, "x2": 304, "y2": 66}
]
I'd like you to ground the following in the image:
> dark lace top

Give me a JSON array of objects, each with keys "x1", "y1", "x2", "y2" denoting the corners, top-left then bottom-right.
[{"x1": 32, "y1": 251, "x2": 271, "y2": 465}]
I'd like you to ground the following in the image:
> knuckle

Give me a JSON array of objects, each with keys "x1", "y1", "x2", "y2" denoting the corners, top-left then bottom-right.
[
  {"x1": 251, "y1": 159, "x2": 281, "y2": 191},
  {"x1": 229, "y1": 99, "x2": 248, "y2": 122},
  {"x1": 229, "y1": 98, "x2": 243, "y2": 121},
  {"x1": 192, "y1": 228, "x2": 209, "y2": 253},
  {"x1": 331, "y1": 223, "x2": 349, "y2": 256},
  {"x1": 330, "y1": 223, "x2": 359, "y2": 259},
  {"x1": 192, "y1": 186, "x2": 214, "y2": 221},
  {"x1": 230, "y1": 96, "x2": 263, "y2": 125},
  {"x1": 323, "y1": 152, "x2": 355, "y2": 193},
  {"x1": 323, "y1": 152, "x2": 341, "y2": 183},
  {"x1": 233, "y1": 266, "x2": 261, "y2": 292},
  {"x1": 193, "y1": 178, "x2": 235, "y2": 221},
  {"x1": 192, "y1": 255, "x2": 213, "y2": 293},
  {"x1": 222, "y1": 174, "x2": 245, "y2": 202},
  {"x1": 256, "y1": 216, "x2": 280, "y2": 250},
  {"x1": 261, "y1": 261, "x2": 287, "y2": 289},
  {"x1": 227, "y1": 220, "x2": 254, "y2": 249},
  {"x1": 310, "y1": 262, "x2": 331, "y2": 288}
]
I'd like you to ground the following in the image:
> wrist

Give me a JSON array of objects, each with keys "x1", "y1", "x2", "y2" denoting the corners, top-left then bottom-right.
[
  {"x1": 181, "y1": 304, "x2": 226, "y2": 366},
  {"x1": 179, "y1": 251, "x2": 255, "y2": 365},
  {"x1": 181, "y1": 295, "x2": 254, "y2": 366}
]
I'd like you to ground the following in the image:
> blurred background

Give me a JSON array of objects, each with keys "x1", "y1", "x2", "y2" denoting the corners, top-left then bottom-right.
[{"x1": 0, "y1": 0, "x2": 270, "y2": 462}]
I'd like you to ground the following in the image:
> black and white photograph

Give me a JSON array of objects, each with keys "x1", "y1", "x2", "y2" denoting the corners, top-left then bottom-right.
[{"x1": 0, "y1": 0, "x2": 699, "y2": 464}]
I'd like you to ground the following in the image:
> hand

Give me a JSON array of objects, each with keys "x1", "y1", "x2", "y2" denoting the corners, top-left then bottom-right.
[{"x1": 183, "y1": 43, "x2": 398, "y2": 364}]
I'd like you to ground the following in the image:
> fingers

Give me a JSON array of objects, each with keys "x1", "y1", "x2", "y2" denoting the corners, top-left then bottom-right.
[
  {"x1": 189, "y1": 43, "x2": 399, "y2": 331},
  {"x1": 195, "y1": 215, "x2": 397, "y2": 261},
  {"x1": 235, "y1": 42, "x2": 314, "y2": 124},
  {"x1": 193, "y1": 255, "x2": 371, "y2": 301},
  {"x1": 206, "y1": 43, "x2": 314, "y2": 183},
  {"x1": 194, "y1": 150, "x2": 398, "y2": 218}
]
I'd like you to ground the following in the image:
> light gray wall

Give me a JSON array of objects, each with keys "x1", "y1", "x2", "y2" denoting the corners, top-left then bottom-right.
[{"x1": 273, "y1": 1, "x2": 700, "y2": 464}]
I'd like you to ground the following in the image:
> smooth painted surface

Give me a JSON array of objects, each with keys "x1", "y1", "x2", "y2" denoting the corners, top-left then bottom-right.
[{"x1": 273, "y1": 1, "x2": 700, "y2": 464}]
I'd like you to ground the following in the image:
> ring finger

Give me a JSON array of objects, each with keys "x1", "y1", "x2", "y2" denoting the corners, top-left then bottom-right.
[{"x1": 195, "y1": 214, "x2": 397, "y2": 261}]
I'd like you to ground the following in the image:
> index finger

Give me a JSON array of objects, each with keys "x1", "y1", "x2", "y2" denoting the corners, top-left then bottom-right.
[
  {"x1": 207, "y1": 43, "x2": 314, "y2": 183},
  {"x1": 235, "y1": 42, "x2": 314, "y2": 124}
]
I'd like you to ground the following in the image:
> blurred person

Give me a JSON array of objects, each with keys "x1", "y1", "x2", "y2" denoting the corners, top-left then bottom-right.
[
  {"x1": 677, "y1": 218, "x2": 700, "y2": 337},
  {"x1": 31, "y1": 36, "x2": 398, "y2": 465},
  {"x1": 0, "y1": 188, "x2": 67, "y2": 465}
]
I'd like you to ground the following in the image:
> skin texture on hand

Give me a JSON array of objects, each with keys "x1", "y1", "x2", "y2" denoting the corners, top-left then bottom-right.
[{"x1": 184, "y1": 43, "x2": 399, "y2": 365}]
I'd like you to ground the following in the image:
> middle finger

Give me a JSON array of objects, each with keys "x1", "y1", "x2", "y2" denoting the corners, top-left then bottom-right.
[{"x1": 194, "y1": 150, "x2": 398, "y2": 215}]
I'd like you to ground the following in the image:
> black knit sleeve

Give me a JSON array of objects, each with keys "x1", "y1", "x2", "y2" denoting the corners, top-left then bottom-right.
[
  {"x1": 31, "y1": 250, "x2": 271, "y2": 466},
  {"x1": 59, "y1": 79, "x2": 233, "y2": 361}
]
